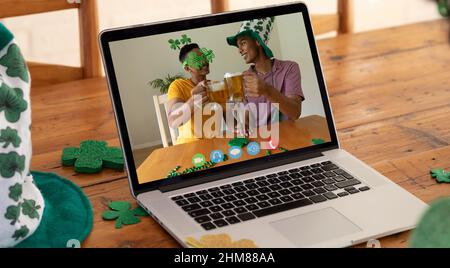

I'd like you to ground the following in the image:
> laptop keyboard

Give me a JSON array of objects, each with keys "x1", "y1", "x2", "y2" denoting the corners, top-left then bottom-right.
[{"x1": 171, "y1": 161, "x2": 371, "y2": 231}]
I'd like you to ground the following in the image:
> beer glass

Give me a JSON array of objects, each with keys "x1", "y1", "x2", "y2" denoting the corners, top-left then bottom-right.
[
  {"x1": 224, "y1": 72, "x2": 246, "y2": 137},
  {"x1": 224, "y1": 72, "x2": 244, "y2": 103},
  {"x1": 206, "y1": 80, "x2": 228, "y2": 104}
]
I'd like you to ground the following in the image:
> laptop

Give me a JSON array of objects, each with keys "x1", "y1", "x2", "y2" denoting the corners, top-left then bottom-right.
[{"x1": 99, "y1": 2, "x2": 427, "y2": 247}]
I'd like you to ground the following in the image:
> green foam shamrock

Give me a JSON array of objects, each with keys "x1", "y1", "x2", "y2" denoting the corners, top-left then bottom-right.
[
  {"x1": 0, "y1": 127, "x2": 21, "y2": 148},
  {"x1": 0, "y1": 151, "x2": 25, "y2": 178},
  {"x1": 228, "y1": 137, "x2": 249, "y2": 148},
  {"x1": 0, "y1": 83, "x2": 28, "y2": 123},
  {"x1": 410, "y1": 198, "x2": 450, "y2": 247},
  {"x1": 0, "y1": 44, "x2": 29, "y2": 83},
  {"x1": 102, "y1": 201, "x2": 149, "y2": 229},
  {"x1": 61, "y1": 140, "x2": 124, "y2": 173},
  {"x1": 312, "y1": 138, "x2": 325, "y2": 145},
  {"x1": 430, "y1": 168, "x2": 450, "y2": 183}
]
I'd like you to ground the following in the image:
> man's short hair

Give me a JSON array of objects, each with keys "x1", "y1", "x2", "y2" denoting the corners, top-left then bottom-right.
[{"x1": 179, "y1": 43, "x2": 200, "y2": 63}]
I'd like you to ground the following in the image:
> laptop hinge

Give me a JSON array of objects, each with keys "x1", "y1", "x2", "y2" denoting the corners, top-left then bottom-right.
[{"x1": 158, "y1": 150, "x2": 324, "y2": 193}]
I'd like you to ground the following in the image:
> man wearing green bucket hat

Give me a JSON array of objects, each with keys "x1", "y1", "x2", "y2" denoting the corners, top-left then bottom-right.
[{"x1": 226, "y1": 17, "x2": 304, "y2": 126}]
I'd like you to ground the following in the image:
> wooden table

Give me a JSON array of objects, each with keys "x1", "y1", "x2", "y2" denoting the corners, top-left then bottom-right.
[
  {"x1": 137, "y1": 116, "x2": 330, "y2": 183},
  {"x1": 31, "y1": 20, "x2": 450, "y2": 248}
]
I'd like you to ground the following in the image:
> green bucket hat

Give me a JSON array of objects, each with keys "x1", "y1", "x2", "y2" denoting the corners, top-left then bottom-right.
[{"x1": 226, "y1": 17, "x2": 275, "y2": 59}]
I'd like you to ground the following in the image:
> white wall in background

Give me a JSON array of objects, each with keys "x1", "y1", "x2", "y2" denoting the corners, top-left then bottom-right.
[
  {"x1": 1, "y1": 0, "x2": 441, "y2": 67},
  {"x1": 109, "y1": 13, "x2": 325, "y2": 149}
]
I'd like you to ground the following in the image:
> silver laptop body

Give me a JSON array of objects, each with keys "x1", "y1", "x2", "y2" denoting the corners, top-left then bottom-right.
[{"x1": 100, "y1": 2, "x2": 427, "y2": 248}]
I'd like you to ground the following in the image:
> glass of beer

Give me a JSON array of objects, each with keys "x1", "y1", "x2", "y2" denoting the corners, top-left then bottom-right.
[
  {"x1": 206, "y1": 80, "x2": 228, "y2": 104},
  {"x1": 224, "y1": 72, "x2": 245, "y2": 103}
]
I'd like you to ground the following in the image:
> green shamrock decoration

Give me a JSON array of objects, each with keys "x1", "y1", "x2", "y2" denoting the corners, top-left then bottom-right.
[
  {"x1": 0, "y1": 83, "x2": 28, "y2": 123},
  {"x1": 167, "y1": 165, "x2": 181, "y2": 178},
  {"x1": 201, "y1": 48, "x2": 215, "y2": 63},
  {"x1": 168, "y1": 34, "x2": 215, "y2": 70},
  {"x1": 21, "y1": 199, "x2": 41, "y2": 219},
  {"x1": 0, "y1": 152, "x2": 25, "y2": 178},
  {"x1": 167, "y1": 161, "x2": 217, "y2": 178},
  {"x1": 169, "y1": 39, "x2": 181, "y2": 50},
  {"x1": 180, "y1": 34, "x2": 192, "y2": 45},
  {"x1": 5, "y1": 205, "x2": 20, "y2": 225},
  {"x1": 102, "y1": 201, "x2": 149, "y2": 229},
  {"x1": 61, "y1": 140, "x2": 124, "y2": 173},
  {"x1": 8, "y1": 183, "x2": 22, "y2": 202},
  {"x1": 184, "y1": 51, "x2": 204, "y2": 70},
  {"x1": 12, "y1": 226, "x2": 29, "y2": 241},
  {"x1": 0, "y1": 44, "x2": 29, "y2": 83},
  {"x1": 0, "y1": 127, "x2": 21, "y2": 148},
  {"x1": 312, "y1": 138, "x2": 325, "y2": 145},
  {"x1": 228, "y1": 137, "x2": 249, "y2": 148},
  {"x1": 431, "y1": 168, "x2": 450, "y2": 183}
]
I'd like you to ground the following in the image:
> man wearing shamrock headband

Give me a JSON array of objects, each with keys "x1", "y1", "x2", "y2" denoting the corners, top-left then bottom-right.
[
  {"x1": 167, "y1": 42, "x2": 216, "y2": 145},
  {"x1": 227, "y1": 17, "x2": 304, "y2": 126}
]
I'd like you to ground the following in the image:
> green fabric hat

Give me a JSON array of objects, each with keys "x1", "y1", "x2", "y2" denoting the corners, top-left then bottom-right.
[
  {"x1": 0, "y1": 23, "x2": 93, "y2": 248},
  {"x1": 226, "y1": 17, "x2": 275, "y2": 59},
  {"x1": 14, "y1": 172, "x2": 93, "y2": 248},
  {"x1": 410, "y1": 198, "x2": 450, "y2": 248}
]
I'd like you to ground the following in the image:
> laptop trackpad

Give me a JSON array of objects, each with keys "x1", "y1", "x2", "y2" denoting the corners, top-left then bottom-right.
[{"x1": 270, "y1": 208, "x2": 361, "y2": 247}]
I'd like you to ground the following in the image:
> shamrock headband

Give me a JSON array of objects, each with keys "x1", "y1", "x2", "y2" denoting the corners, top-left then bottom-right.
[{"x1": 168, "y1": 34, "x2": 215, "y2": 70}]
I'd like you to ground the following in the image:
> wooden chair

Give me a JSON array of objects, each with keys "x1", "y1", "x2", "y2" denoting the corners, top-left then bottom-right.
[
  {"x1": 153, "y1": 94, "x2": 178, "y2": 148},
  {"x1": 0, "y1": 0, "x2": 102, "y2": 87},
  {"x1": 210, "y1": 0, "x2": 354, "y2": 35}
]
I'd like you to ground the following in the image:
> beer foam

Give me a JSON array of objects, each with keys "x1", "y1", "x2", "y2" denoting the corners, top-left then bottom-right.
[
  {"x1": 224, "y1": 72, "x2": 242, "y2": 78},
  {"x1": 208, "y1": 81, "x2": 225, "y2": 92}
]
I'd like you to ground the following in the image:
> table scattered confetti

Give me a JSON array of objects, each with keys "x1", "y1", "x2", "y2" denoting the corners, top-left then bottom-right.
[{"x1": 185, "y1": 234, "x2": 258, "y2": 248}]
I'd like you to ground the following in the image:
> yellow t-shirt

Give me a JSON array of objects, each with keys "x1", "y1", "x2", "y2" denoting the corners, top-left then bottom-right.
[{"x1": 167, "y1": 79, "x2": 221, "y2": 145}]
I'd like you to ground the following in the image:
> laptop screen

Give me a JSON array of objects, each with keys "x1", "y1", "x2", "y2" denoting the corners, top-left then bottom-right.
[{"x1": 106, "y1": 6, "x2": 336, "y2": 187}]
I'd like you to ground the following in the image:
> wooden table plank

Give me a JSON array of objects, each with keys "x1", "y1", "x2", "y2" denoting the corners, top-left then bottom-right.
[
  {"x1": 327, "y1": 45, "x2": 450, "y2": 129},
  {"x1": 318, "y1": 20, "x2": 449, "y2": 66},
  {"x1": 31, "y1": 78, "x2": 119, "y2": 155},
  {"x1": 338, "y1": 105, "x2": 450, "y2": 164}
]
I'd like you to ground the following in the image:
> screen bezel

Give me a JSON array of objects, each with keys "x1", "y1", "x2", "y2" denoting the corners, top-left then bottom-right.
[{"x1": 99, "y1": 2, "x2": 339, "y2": 196}]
